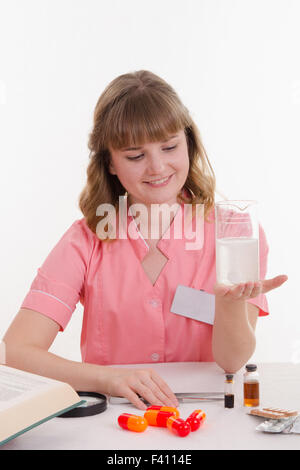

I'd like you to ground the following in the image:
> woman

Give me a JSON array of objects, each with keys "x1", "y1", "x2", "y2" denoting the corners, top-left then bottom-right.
[{"x1": 3, "y1": 70, "x2": 287, "y2": 410}]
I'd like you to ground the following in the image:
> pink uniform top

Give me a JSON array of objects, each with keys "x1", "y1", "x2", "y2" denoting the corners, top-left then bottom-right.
[{"x1": 21, "y1": 203, "x2": 269, "y2": 365}]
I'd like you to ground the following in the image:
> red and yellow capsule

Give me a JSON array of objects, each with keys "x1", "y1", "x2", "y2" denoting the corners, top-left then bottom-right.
[
  {"x1": 185, "y1": 409, "x2": 206, "y2": 432},
  {"x1": 118, "y1": 413, "x2": 148, "y2": 432},
  {"x1": 144, "y1": 409, "x2": 177, "y2": 427},
  {"x1": 167, "y1": 416, "x2": 191, "y2": 437},
  {"x1": 146, "y1": 406, "x2": 180, "y2": 418}
]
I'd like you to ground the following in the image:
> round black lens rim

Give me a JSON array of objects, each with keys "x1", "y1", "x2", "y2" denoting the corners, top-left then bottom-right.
[{"x1": 58, "y1": 391, "x2": 107, "y2": 418}]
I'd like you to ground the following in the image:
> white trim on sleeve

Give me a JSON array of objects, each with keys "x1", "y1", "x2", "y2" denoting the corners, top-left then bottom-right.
[{"x1": 30, "y1": 289, "x2": 73, "y2": 312}]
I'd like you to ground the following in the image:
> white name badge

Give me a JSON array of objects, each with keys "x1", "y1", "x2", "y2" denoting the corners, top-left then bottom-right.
[{"x1": 170, "y1": 285, "x2": 215, "y2": 325}]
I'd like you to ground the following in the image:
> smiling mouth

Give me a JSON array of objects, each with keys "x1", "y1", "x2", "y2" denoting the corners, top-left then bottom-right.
[{"x1": 144, "y1": 174, "x2": 174, "y2": 186}]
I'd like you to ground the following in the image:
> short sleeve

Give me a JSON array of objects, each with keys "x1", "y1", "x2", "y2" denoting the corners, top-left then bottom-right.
[
  {"x1": 247, "y1": 223, "x2": 269, "y2": 316},
  {"x1": 20, "y1": 219, "x2": 93, "y2": 331}
]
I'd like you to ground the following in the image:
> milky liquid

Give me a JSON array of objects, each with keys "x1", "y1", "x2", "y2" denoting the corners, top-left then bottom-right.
[{"x1": 216, "y1": 237, "x2": 259, "y2": 285}]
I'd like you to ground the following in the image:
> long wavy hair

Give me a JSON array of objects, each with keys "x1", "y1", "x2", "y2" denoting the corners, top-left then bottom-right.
[{"x1": 79, "y1": 70, "x2": 216, "y2": 238}]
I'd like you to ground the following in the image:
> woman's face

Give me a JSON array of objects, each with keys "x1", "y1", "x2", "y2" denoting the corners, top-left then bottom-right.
[{"x1": 108, "y1": 129, "x2": 190, "y2": 207}]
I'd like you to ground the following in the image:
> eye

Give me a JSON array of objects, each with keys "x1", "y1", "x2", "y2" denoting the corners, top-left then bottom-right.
[
  {"x1": 163, "y1": 145, "x2": 177, "y2": 151},
  {"x1": 126, "y1": 145, "x2": 177, "y2": 161},
  {"x1": 127, "y1": 154, "x2": 144, "y2": 161}
]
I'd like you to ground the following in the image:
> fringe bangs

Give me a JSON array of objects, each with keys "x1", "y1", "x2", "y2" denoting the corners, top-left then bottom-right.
[{"x1": 105, "y1": 89, "x2": 191, "y2": 151}]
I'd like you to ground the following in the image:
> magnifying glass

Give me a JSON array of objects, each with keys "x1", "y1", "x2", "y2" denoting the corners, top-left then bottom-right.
[{"x1": 58, "y1": 392, "x2": 107, "y2": 418}]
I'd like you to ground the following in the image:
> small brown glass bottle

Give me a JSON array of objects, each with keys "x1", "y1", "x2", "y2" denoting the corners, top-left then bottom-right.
[
  {"x1": 224, "y1": 374, "x2": 234, "y2": 408},
  {"x1": 243, "y1": 364, "x2": 259, "y2": 407}
]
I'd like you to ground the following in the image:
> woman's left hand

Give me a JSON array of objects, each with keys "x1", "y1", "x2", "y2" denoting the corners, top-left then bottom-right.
[{"x1": 213, "y1": 274, "x2": 288, "y2": 301}]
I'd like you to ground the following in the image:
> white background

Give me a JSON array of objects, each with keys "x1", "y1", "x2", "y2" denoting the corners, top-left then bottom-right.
[{"x1": 0, "y1": 0, "x2": 299, "y2": 364}]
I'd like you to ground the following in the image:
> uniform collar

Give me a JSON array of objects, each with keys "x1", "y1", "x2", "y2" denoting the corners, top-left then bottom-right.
[{"x1": 125, "y1": 197, "x2": 203, "y2": 260}]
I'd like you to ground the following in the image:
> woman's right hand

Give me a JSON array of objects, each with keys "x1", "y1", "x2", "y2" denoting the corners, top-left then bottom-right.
[{"x1": 101, "y1": 367, "x2": 179, "y2": 410}]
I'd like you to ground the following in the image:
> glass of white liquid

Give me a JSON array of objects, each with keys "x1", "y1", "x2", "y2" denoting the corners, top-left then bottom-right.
[{"x1": 215, "y1": 200, "x2": 259, "y2": 286}]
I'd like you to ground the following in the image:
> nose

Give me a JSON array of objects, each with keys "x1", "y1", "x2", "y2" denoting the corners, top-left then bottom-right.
[{"x1": 147, "y1": 152, "x2": 165, "y2": 176}]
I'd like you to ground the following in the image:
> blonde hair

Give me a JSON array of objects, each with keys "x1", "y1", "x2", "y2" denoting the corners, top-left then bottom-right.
[{"x1": 79, "y1": 70, "x2": 216, "y2": 237}]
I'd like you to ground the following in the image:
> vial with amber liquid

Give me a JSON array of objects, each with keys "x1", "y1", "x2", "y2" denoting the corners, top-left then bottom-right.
[
  {"x1": 224, "y1": 374, "x2": 234, "y2": 408},
  {"x1": 243, "y1": 364, "x2": 259, "y2": 407}
]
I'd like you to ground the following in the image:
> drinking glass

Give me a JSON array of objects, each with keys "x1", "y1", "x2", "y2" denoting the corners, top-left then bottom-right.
[{"x1": 215, "y1": 200, "x2": 259, "y2": 285}]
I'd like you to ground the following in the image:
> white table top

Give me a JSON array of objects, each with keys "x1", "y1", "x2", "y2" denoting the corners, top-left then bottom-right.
[{"x1": 1, "y1": 362, "x2": 300, "y2": 450}]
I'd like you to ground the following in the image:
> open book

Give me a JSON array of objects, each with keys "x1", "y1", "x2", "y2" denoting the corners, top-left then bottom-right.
[{"x1": 0, "y1": 341, "x2": 84, "y2": 446}]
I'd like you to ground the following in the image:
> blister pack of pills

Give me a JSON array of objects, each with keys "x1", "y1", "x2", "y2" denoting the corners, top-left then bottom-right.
[
  {"x1": 255, "y1": 417, "x2": 298, "y2": 433},
  {"x1": 250, "y1": 407, "x2": 300, "y2": 434},
  {"x1": 282, "y1": 416, "x2": 300, "y2": 434},
  {"x1": 249, "y1": 407, "x2": 298, "y2": 420}
]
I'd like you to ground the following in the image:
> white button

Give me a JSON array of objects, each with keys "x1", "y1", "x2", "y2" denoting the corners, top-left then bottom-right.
[
  {"x1": 151, "y1": 353, "x2": 160, "y2": 362},
  {"x1": 149, "y1": 299, "x2": 159, "y2": 307}
]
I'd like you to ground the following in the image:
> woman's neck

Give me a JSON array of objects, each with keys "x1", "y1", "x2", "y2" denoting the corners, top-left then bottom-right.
[{"x1": 127, "y1": 195, "x2": 181, "y2": 241}]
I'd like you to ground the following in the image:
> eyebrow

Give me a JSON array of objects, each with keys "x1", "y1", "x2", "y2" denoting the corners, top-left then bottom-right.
[{"x1": 121, "y1": 135, "x2": 178, "y2": 152}]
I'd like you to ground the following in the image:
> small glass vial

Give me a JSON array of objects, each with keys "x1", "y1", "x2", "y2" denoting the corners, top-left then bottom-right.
[
  {"x1": 243, "y1": 364, "x2": 259, "y2": 407},
  {"x1": 224, "y1": 374, "x2": 234, "y2": 408}
]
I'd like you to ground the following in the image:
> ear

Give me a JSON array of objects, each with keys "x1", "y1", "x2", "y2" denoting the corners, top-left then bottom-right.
[
  {"x1": 107, "y1": 148, "x2": 117, "y2": 175},
  {"x1": 108, "y1": 161, "x2": 117, "y2": 175}
]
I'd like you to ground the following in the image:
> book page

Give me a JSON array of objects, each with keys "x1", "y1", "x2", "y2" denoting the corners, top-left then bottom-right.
[
  {"x1": 0, "y1": 365, "x2": 69, "y2": 412},
  {"x1": 0, "y1": 358, "x2": 83, "y2": 444}
]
